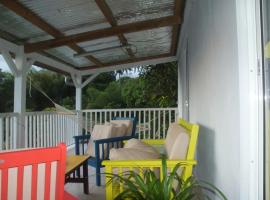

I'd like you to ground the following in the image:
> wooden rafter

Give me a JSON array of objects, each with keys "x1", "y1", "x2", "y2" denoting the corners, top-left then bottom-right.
[
  {"x1": 95, "y1": 0, "x2": 135, "y2": 58},
  {"x1": 79, "y1": 53, "x2": 172, "y2": 70},
  {"x1": 170, "y1": 0, "x2": 184, "y2": 55},
  {"x1": 25, "y1": 16, "x2": 181, "y2": 53},
  {"x1": 0, "y1": 0, "x2": 103, "y2": 67}
]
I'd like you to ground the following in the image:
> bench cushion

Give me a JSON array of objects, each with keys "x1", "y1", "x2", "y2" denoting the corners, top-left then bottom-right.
[
  {"x1": 109, "y1": 148, "x2": 160, "y2": 160},
  {"x1": 110, "y1": 119, "x2": 133, "y2": 136},
  {"x1": 165, "y1": 122, "x2": 190, "y2": 159},
  {"x1": 124, "y1": 138, "x2": 159, "y2": 154},
  {"x1": 86, "y1": 124, "x2": 113, "y2": 158}
]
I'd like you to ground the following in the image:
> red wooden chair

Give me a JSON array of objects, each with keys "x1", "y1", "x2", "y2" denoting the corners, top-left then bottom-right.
[{"x1": 0, "y1": 143, "x2": 77, "y2": 200}]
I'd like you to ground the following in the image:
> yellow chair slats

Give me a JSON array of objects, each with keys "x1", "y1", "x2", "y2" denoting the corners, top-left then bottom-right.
[{"x1": 102, "y1": 118, "x2": 199, "y2": 200}]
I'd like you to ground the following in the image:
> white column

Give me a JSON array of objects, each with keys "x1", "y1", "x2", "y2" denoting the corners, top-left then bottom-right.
[
  {"x1": 14, "y1": 47, "x2": 29, "y2": 148},
  {"x1": 177, "y1": 61, "x2": 182, "y2": 118},
  {"x1": 74, "y1": 75, "x2": 82, "y2": 135},
  {"x1": 75, "y1": 75, "x2": 82, "y2": 111}
]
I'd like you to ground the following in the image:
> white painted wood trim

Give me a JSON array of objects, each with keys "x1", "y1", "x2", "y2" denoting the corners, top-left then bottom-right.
[
  {"x1": 27, "y1": 53, "x2": 77, "y2": 74},
  {"x1": 236, "y1": 0, "x2": 264, "y2": 199},
  {"x1": 81, "y1": 73, "x2": 100, "y2": 88},
  {"x1": 1, "y1": 50, "x2": 19, "y2": 76},
  {"x1": 80, "y1": 56, "x2": 177, "y2": 76},
  {"x1": 0, "y1": 38, "x2": 19, "y2": 54}
]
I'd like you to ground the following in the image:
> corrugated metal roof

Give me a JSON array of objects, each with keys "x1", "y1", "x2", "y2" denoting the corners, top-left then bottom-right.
[
  {"x1": 125, "y1": 26, "x2": 172, "y2": 57},
  {"x1": 45, "y1": 46, "x2": 93, "y2": 67},
  {"x1": 106, "y1": 0, "x2": 174, "y2": 25},
  {"x1": 0, "y1": 4, "x2": 46, "y2": 40},
  {"x1": 78, "y1": 36, "x2": 130, "y2": 64},
  {"x1": 0, "y1": 0, "x2": 177, "y2": 71},
  {"x1": 19, "y1": 0, "x2": 107, "y2": 33}
]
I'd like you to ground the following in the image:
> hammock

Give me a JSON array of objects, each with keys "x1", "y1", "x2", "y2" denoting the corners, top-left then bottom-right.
[{"x1": 28, "y1": 76, "x2": 90, "y2": 132}]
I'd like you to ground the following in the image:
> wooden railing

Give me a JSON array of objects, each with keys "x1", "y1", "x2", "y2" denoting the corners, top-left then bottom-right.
[
  {"x1": 0, "y1": 108, "x2": 178, "y2": 150},
  {"x1": 0, "y1": 112, "x2": 19, "y2": 150},
  {"x1": 82, "y1": 108, "x2": 178, "y2": 139},
  {"x1": 24, "y1": 112, "x2": 78, "y2": 148}
]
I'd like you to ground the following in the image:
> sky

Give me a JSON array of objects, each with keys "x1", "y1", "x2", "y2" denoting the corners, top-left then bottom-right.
[{"x1": 0, "y1": 55, "x2": 10, "y2": 72}]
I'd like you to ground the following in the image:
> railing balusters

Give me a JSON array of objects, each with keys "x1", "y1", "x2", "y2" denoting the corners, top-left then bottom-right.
[{"x1": 0, "y1": 108, "x2": 177, "y2": 150}]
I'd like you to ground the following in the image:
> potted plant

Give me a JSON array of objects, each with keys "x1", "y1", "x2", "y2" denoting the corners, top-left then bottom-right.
[{"x1": 107, "y1": 158, "x2": 227, "y2": 200}]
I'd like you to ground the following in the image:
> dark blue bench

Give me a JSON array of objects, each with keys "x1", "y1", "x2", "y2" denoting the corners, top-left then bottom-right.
[{"x1": 73, "y1": 117, "x2": 137, "y2": 186}]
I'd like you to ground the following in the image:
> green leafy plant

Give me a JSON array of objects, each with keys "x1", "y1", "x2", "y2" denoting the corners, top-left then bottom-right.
[{"x1": 107, "y1": 158, "x2": 227, "y2": 200}]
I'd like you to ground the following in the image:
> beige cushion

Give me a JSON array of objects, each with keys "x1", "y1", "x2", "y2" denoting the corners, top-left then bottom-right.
[
  {"x1": 124, "y1": 139, "x2": 159, "y2": 154},
  {"x1": 109, "y1": 147, "x2": 160, "y2": 178},
  {"x1": 107, "y1": 122, "x2": 127, "y2": 137},
  {"x1": 109, "y1": 148, "x2": 160, "y2": 160},
  {"x1": 165, "y1": 123, "x2": 190, "y2": 159},
  {"x1": 110, "y1": 119, "x2": 133, "y2": 136},
  {"x1": 86, "y1": 124, "x2": 113, "y2": 158}
]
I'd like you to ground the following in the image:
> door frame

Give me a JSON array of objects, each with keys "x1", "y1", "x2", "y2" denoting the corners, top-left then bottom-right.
[{"x1": 236, "y1": 0, "x2": 264, "y2": 199}]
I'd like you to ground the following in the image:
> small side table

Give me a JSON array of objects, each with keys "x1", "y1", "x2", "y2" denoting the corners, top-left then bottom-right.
[{"x1": 65, "y1": 155, "x2": 90, "y2": 194}]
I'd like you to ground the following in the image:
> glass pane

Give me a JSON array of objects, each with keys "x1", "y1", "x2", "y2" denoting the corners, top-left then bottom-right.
[{"x1": 262, "y1": 0, "x2": 270, "y2": 198}]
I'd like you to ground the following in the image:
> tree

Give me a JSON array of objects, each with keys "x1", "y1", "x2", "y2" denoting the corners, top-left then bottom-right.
[
  {"x1": 139, "y1": 62, "x2": 177, "y2": 107},
  {"x1": 0, "y1": 71, "x2": 14, "y2": 112},
  {"x1": 121, "y1": 77, "x2": 147, "y2": 108},
  {"x1": 27, "y1": 69, "x2": 75, "y2": 111}
]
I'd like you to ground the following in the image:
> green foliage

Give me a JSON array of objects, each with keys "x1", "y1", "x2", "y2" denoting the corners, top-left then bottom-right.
[
  {"x1": 139, "y1": 62, "x2": 178, "y2": 107},
  {"x1": 27, "y1": 70, "x2": 74, "y2": 111},
  {"x1": 0, "y1": 61, "x2": 178, "y2": 112},
  {"x1": 109, "y1": 158, "x2": 227, "y2": 200},
  {"x1": 0, "y1": 71, "x2": 14, "y2": 112},
  {"x1": 121, "y1": 77, "x2": 146, "y2": 108}
]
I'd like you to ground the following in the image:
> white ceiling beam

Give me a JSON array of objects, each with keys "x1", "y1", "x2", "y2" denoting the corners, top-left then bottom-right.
[
  {"x1": 1, "y1": 50, "x2": 19, "y2": 76},
  {"x1": 81, "y1": 73, "x2": 100, "y2": 88},
  {"x1": 0, "y1": 38, "x2": 19, "y2": 54},
  {"x1": 0, "y1": 37, "x2": 78, "y2": 75},
  {"x1": 70, "y1": 73, "x2": 81, "y2": 88},
  {"x1": 27, "y1": 53, "x2": 78, "y2": 74},
  {"x1": 79, "y1": 56, "x2": 178, "y2": 76}
]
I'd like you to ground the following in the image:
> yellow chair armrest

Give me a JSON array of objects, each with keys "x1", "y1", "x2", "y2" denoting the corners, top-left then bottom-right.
[
  {"x1": 123, "y1": 139, "x2": 165, "y2": 146},
  {"x1": 102, "y1": 159, "x2": 196, "y2": 167},
  {"x1": 141, "y1": 139, "x2": 165, "y2": 145}
]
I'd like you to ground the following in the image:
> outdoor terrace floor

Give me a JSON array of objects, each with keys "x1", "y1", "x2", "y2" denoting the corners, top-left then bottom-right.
[{"x1": 65, "y1": 147, "x2": 106, "y2": 200}]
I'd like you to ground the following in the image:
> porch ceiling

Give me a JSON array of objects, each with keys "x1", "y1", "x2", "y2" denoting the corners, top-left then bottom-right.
[{"x1": 0, "y1": 0, "x2": 184, "y2": 74}]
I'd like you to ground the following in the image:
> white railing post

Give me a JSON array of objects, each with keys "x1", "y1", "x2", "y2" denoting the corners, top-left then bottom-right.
[{"x1": 2, "y1": 46, "x2": 34, "y2": 148}]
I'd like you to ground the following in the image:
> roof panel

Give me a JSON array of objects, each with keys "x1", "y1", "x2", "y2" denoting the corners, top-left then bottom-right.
[
  {"x1": 0, "y1": 4, "x2": 46, "y2": 40},
  {"x1": 106, "y1": 0, "x2": 174, "y2": 25},
  {"x1": 78, "y1": 36, "x2": 121, "y2": 52},
  {"x1": 125, "y1": 26, "x2": 172, "y2": 57},
  {"x1": 45, "y1": 46, "x2": 93, "y2": 67},
  {"x1": 92, "y1": 48, "x2": 130, "y2": 64},
  {"x1": 19, "y1": 0, "x2": 107, "y2": 33}
]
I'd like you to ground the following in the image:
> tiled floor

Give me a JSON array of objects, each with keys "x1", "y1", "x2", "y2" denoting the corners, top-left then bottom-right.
[
  {"x1": 65, "y1": 166, "x2": 106, "y2": 200},
  {"x1": 65, "y1": 147, "x2": 106, "y2": 200}
]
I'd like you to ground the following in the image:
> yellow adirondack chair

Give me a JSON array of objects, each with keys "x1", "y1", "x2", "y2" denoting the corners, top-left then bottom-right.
[{"x1": 102, "y1": 118, "x2": 199, "y2": 199}]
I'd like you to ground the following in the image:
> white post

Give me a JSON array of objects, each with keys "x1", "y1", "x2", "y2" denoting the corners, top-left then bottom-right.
[
  {"x1": 177, "y1": 61, "x2": 182, "y2": 118},
  {"x1": 75, "y1": 76, "x2": 82, "y2": 111},
  {"x1": 74, "y1": 75, "x2": 82, "y2": 135},
  {"x1": 2, "y1": 46, "x2": 33, "y2": 148}
]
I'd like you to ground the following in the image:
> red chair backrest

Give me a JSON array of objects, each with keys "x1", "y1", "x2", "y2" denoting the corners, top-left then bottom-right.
[{"x1": 0, "y1": 143, "x2": 66, "y2": 200}]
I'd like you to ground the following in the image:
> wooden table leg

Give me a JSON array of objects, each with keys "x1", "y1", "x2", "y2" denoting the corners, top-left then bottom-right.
[{"x1": 83, "y1": 161, "x2": 89, "y2": 194}]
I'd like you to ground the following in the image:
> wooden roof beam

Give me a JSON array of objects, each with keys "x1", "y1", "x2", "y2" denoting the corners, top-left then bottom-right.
[
  {"x1": 25, "y1": 16, "x2": 181, "y2": 53},
  {"x1": 95, "y1": 0, "x2": 135, "y2": 58},
  {"x1": 0, "y1": 0, "x2": 103, "y2": 67},
  {"x1": 171, "y1": 0, "x2": 185, "y2": 55}
]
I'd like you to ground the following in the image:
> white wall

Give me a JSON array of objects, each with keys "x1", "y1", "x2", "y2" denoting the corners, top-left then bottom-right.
[{"x1": 180, "y1": 0, "x2": 240, "y2": 199}]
